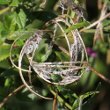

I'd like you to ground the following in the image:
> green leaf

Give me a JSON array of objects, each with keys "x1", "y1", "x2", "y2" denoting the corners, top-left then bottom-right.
[
  {"x1": 81, "y1": 91, "x2": 99, "y2": 100},
  {"x1": 72, "y1": 98, "x2": 79, "y2": 110},
  {"x1": 41, "y1": 48, "x2": 52, "y2": 62},
  {"x1": 10, "y1": 13, "x2": 18, "y2": 31},
  {"x1": 10, "y1": 0, "x2": 20, "y2": 6},
  {"x1": 3, "y1": 10, "x2": 26, "y2": 31},
  {"x1": 18, "y1": 9, "x2": 27, "y2": 28},
  {"x1": 90, "y1": 58, "x2": 107, "y2": 88},
  {"x1": 0, "y1": 21, "x2": 3, "y2": 33},
  {"x1": 0, "y1": 21, "x2": 4, "y2": 42},
  {"x1": 0, "y1": 0, "x2": 10, "y2": 4},
  {"x1": 4, "y1": 78, "x2": 12, "y2": 87},
  {"x1": 3, "y1": 12, "x2": 18, "y2": 32},
  {"x1": 34, "y1": 39, "x2": 52, "y2": 62},
  {"x1": 28, "y1": 93, "x2": 36, "y2": 100},
  {"x1": 55, "y1": 51, "x2": 70, "y2": 61},
  {"x1": 102, "y1": 19, "x2": 110, "y2": 27},
  {"x1": 41, "y1": 42, "x2": 52, "y2": 62},
  {"x1": 0, "y1": 59, "x2": 11, "y2": 69},
  {"x1": 72, "y1": 91, "x2": 99, "y2": 110},
  {"x1": 66, "y1": 21, "x2": 90, "y2": 33},
  {"x1": 0, "y1": 45, "x2": 11, "y2": 61}
]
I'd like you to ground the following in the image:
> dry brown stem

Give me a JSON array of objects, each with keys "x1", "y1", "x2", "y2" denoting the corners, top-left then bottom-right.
[{"x1": 0, "y1": 84, "x2": 25, "y2": 109}]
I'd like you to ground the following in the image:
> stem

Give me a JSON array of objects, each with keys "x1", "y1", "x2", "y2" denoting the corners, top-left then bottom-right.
[
  {"x1": 78, "y1": 97, "x2": 82, "y2": 110},
  {"x1": 51, "y1": 90, "x2": 72, "y2": 110},
  {"x1": 89, "y1": 66, "x2": 110, "y2": 84},
  {"x1": 0, "y1": 7, "x2": 10, "y2": 15},
  {"x1": 52, "y1": 93, "x2": 57, "y2": 110},
  {"x1": 80, "y1": 13, "x2": 110, "y2": 32},
  {"x1": 0, "y1": 84, "x2": 25, "y2": 108}
]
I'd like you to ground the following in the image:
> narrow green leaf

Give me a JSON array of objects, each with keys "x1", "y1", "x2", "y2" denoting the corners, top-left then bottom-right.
[
  {"x1": 72, "y1": 91, "x2": 99, "y2": 110},
  {"x1": 41, "y1": 48, "x2": 52, "y2": 62},
  {"x1": 55, "y1": 51, "x2": 70, "y2": 61},
  {"x1": 66, "y1": 21, "x2": 90, "y2": 33},
  {"x1": 72, "y1": 98, "x2": 79, "y2": 110},
  {"x1": 81, "y1": 91, "x2": 99, "y2": 100}
]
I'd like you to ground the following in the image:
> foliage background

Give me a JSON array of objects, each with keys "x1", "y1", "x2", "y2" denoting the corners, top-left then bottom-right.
[{"x1": 0, "y1": 0, "x2": 110, "y2": 110}]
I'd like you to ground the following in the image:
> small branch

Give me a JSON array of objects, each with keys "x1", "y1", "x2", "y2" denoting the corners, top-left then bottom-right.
[
  {"x1": 89, "y1": 66, "x2": 110, "y2": 84},
  {"x1": 93, "y1": 1, "x2": 107, "y2": 44},
  {"x1": 80, "y1": 13, "x2": 110, "y2": 32},
  {"x1": 52, "y1": 92, "x2": 57, "y2": 110},
  {"x1": 0, "y1": 84, "x2": 25, "y2": 108},
  {"x1": 51, "y1": 90, "x2": 72, "y2": 110},
  {"x1": 78, "y1": 96, "x2": 82, "y2": 110},
  {"x1": 0, "y1": 7, "x2": 10, "y2": 15}
]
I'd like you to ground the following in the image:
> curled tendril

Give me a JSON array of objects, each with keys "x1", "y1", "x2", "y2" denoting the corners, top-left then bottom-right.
[
  {"x1": 10, "y1": 14, "x2": 88, "y2": 99},
  {"x1": 17, "y1": 16, "x2": 88, "y2": 85},
  {"x1": 10, "y1": 30, "x2": 53, "y2": 100}
]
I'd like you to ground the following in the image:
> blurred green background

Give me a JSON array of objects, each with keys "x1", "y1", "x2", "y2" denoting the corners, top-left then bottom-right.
[{"x1": 0, "y1": 0, "x2": 110, "y2": 110}]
